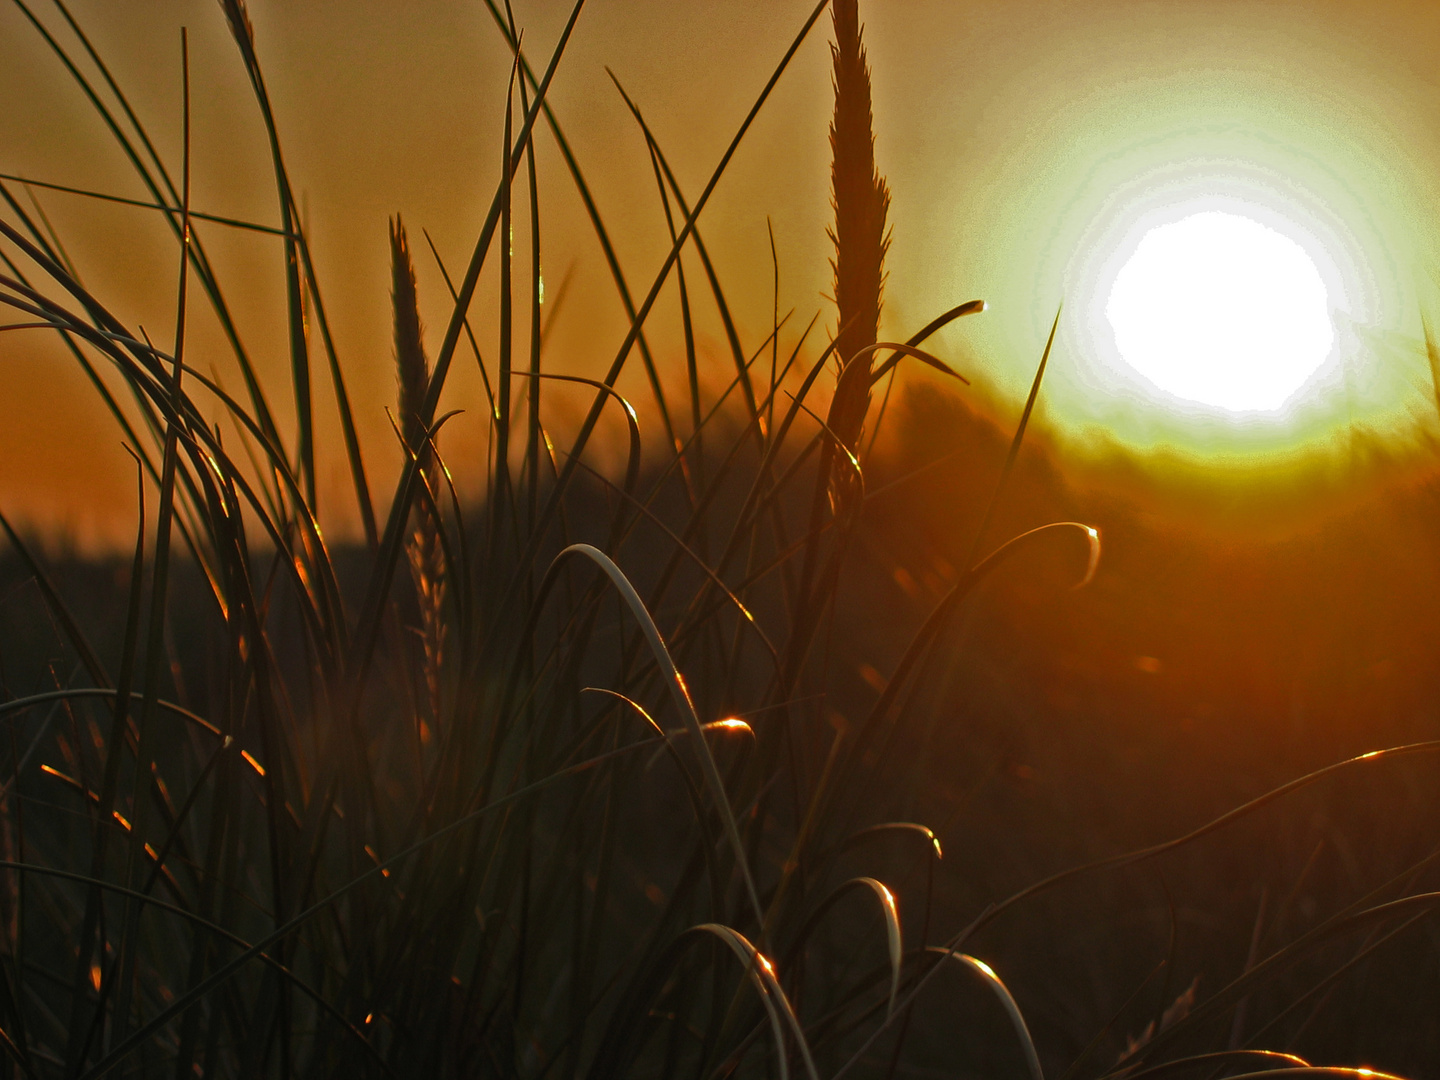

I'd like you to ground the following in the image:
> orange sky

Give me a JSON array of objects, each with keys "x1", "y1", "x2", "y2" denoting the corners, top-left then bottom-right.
[{"x1": 5, "y1": 0, "x2": 1440, "y2": 546}]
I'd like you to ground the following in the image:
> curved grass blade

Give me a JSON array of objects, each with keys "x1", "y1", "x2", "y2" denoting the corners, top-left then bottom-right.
[
  {"x1": 517, "y1": 372, "x2": 642, "y2": 499},
  {"x1": 1116, "y1": 1050, "x2": 1310, "y2": 1080},
  {"x1": 939, "y1": 951, "x2": 1044, "y2": 1080},
  {"x1": 868, "y1": 332, "x2": 979, "y2": 385},
  {"x1": 782, "y1": 877, "x2": 902, "y2": 1018},
  {"x1": 0, "y1": 688, "x2": 222, "y2": 740},
  {"x1": 831, "y1": 742, "x2": 1440, "y2": 1080},
  {"x1": 840, "y1": 822, "x2": 943, "y2": 860},
  {"x1": 543, "y1": 544, "x2": 764, "y2": 927},
  {"x1": 564, "y1": 459, "x2": 780, "y2": 669},
  {"x1": 903, "y1": 298, "x2": 989, "y2": 351},
  {"x1": 588, "y1": 923, "x2": 816, "y2": 1080},
  {"x1": 582, "y1": 687, "x2": 726, "y2": 919}
]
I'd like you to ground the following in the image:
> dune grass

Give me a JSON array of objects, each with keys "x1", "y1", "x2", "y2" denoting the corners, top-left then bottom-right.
[{"x1": 0, "y1": 0, "x2": 1436, "y2": 1077}]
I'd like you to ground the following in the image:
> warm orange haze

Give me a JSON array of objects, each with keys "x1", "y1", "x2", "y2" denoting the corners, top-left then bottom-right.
[
  {"x1": 6, "y1": 0, "x2": 1440, "y2": 541},
  {"x1": 3, "y1": 0, "x2": 1440, "y2": 1077}
]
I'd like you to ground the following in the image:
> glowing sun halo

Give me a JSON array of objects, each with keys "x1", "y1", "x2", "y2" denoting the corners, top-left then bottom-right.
[{"x1": 1105, "y1": 211, "x2": 1335, "y2": 412}]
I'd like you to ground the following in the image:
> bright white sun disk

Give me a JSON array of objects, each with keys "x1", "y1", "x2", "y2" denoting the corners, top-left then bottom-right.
[{"x1": 1105, "y1": 211, "x2": 1334, "y2": 411}]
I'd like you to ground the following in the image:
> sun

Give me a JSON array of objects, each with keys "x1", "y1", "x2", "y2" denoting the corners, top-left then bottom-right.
[
  {"x1": 1105, "y1": 211, "x2": 1335, "y2": 412},
  {"x1": 1055, "y1": 169, "x2": 1396, "y2": 453}
]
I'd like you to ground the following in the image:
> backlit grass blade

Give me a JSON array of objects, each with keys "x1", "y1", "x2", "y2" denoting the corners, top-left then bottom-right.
[
  {"x1": 966, "y1": 302, "x2": 1061, "y2": 564},
  {"x1": 783, "y1": 877, "x2": 904, "y2": 1018},
  {"x1": 945, "y1": 953, "x2": 1044, "y2": 1080},
  {"x1": 110, "y1": 31, "x2": 192, "y2": 1045},
  {"x1": 480, "y1": 0, "x2": 675, "y2": 439},
  {"x1": 0, "y1": 172, "x2": 291, "y2": 236},
  {"x1": 504, "y1": 1, "x2": 830, "y2": 603},
  {"x1": 540, "y1": 544, "x2": 765, "y2": 925},
  {"x1": 0, "y1": 690, "x2": 223, "y2": 740},
  {"x1": 1114, "y1": 1049, "x2": 1310, "y2": 1080},
  {"x1": 868, "y1": 329, "x2": 981, "y2": 384},
  {"x1": 515, "y1": 372, "x2": 642, "y2": 499},
  {"x1": 589, "y1": 923, "x2": 817, "y2": 1080},
  {"x1": 218, "y1": 0, "x2": 315, "y2": 506},
  {"x1": 823, "y1": 521, "x2": 1100, "y2": 857},
  {"x1": 564, "y1": 460, "x2": 780, "y2": 668},
  {"x1": 608, "y1": 71, "x2": 762, "y2": 437},
  {"x1": 840, "y1": 821, "x2": 943, "y2": 859}
]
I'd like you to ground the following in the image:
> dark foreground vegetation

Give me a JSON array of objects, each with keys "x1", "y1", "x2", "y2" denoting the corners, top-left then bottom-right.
[{"x1": 1, "y1": 0, "x2": 1438, "y2": 1077}]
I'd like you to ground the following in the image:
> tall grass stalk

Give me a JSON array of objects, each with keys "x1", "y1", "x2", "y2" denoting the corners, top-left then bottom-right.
[{"x1": 824, "y1": 0, "x2": 889, "y2": 468}]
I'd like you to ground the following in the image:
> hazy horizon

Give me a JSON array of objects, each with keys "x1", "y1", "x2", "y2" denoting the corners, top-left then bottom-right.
[{"x1": 6, "y1": 0, "x2": 1440, "y2": 546}]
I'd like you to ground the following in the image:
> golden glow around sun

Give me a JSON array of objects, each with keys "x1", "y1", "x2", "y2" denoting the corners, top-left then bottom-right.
[
  {"x1": 1105, "y1": 211, "x2": 1335, "y2": 412},
  {"x1": 1037, "y1": 157, "x2": 1417, "y2": 459},
  {"x1": 909, "y1": 30, "x2": 1440, "y2": 463}
]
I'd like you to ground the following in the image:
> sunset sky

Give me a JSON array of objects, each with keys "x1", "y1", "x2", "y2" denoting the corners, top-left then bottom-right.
[{"x1": 5, "y1": 0, "x2": 1440, "y2": 545}]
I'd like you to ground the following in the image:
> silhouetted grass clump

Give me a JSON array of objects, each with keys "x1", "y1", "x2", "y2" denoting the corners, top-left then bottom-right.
[{"x1": 0, "y1": 1, "x2": 1437, "y2": 1078}]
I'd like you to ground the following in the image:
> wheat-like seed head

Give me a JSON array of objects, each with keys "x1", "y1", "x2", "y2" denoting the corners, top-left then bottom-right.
[
  {"x1": 219, "y1": 0, "x2": 256, "y2": 53},
  {"x1": 826, "y1": 0, "x2": 890, "y2": 510},
  {"x1": 390, "y1": 215, "x2": 446, "y2": 727},
  {"x1": 391, "y1": 215, "x2": 429, "y2": 460}
]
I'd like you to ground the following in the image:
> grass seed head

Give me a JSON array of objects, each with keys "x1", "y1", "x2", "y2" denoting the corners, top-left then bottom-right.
[
  {"x1": 827, "y1": 0, "x2": 890, "y2": 429},
  {"x1": 827, "y1": 0, "x2": 890, "y2": 512},
  {"x1": 391, "y1": 214, "x2": 446, "y2": 723}
]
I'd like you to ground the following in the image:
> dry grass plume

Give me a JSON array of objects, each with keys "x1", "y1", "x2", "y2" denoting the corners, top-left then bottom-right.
[
  {"x1": 826, "y1": 0, "x2": 890, "y2": 508},
  {"x1": 391, "y1": 214, "x2": 446, "y2": 731}
]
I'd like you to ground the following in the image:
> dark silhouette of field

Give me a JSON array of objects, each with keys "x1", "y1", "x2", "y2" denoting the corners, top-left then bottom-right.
[{"x1": 5, "y1": 381, "x2": 1437, "y2": 1075}]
